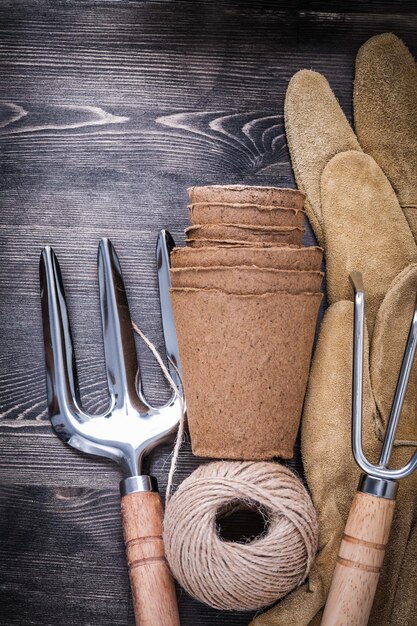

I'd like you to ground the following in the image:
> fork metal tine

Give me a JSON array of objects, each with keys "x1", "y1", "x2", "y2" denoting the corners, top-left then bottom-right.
[
  {"x1": 39, "y1": 246, "x2": 90, "y2": 431},
  {"x1": 156, "y1": 230, "x2": 182, "y2": 389},
  {"x1": 98, "y1": 238, "x2": 146, "y2": 412}
]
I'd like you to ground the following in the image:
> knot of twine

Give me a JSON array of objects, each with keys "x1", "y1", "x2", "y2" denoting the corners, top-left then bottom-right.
[{"x1": 163, "y1": 461, "x2": 319, "y2": 611}]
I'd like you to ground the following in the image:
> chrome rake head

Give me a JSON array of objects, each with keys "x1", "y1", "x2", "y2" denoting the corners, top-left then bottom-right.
[
  {"x1": 350, "y1": 271, "x2": 417, "y2": 484},
  {"x1": 39, "y1": 231, "x2": 183, "y2": 479}
]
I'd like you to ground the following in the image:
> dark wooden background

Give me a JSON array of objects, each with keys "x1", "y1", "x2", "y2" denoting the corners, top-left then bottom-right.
[{"x1": 1, "y1": 2, "x2": 417, "y2": 625}]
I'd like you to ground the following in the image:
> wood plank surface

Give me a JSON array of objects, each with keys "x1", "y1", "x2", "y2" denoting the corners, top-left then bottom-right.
[{"x1": 0, "y1": 2, "x2": 416, "y2": 625}]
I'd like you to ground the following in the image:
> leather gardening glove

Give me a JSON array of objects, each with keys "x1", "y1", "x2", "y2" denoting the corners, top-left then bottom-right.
[
  {"x1": 281, "y1": 33, "x2": 417, "y2": 250},
  {"x1": 251, "y1": 35, "x2": 417, "y2": 626}
]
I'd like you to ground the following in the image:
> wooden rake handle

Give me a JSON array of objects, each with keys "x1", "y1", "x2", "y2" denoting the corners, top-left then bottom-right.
[
  {"x1": 321, "y1": 490, "x2": 396, "y2": 626},
  {"x1": 121, "y1": 491, "x2": 180, "y2": 626}
]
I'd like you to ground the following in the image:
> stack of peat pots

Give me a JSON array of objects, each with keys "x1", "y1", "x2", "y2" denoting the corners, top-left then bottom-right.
[{"x1": 170, "y1": 185, "x2": 323, "y2": 461}]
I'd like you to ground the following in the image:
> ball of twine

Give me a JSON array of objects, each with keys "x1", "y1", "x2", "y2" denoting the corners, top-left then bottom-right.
[{"x1": 163, "y1": 461, "x2": 319, "y2": 611}]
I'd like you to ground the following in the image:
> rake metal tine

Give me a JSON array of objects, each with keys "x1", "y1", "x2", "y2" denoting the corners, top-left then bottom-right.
[
  {"x1": 97, "y1": 238, "x2": 146, "y2": 412},
  {"x1": 379, "y1": 292, "x2": 417, "y2": 467},
  {"x1": 39, "y1": 246, "x2": 90, "y2": 430},
  {"x1": 349, "y1": 271, "x2": 370, "y2": 474},
  {"x1": 156, "y1": 230, "x2": 182, "y2": 390}
]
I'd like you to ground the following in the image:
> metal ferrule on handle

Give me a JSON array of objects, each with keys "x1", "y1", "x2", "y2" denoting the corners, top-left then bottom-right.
[
  {"x1": 358, "y1": 474, "x2": 397, "y2": 500},
  {"x1": 120, "y1": 475, "x2": 159, "y2": 496}
]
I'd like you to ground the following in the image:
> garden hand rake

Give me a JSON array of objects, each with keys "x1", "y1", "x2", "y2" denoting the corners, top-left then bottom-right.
[{"x1": 321, "y1": 271, "x2": 417, "y2": 626}]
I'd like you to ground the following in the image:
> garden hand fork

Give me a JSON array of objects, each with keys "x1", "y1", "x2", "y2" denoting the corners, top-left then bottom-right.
[
  {"x1": 39, "y1": 231, "x2": 182, "y2": 626},
  {"x1": 321, "y1": 271, "x2": 417, "y2": 626}
]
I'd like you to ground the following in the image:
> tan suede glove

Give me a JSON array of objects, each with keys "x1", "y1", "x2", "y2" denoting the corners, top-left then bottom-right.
[
  {"x1": 251, "y1": 34, "x2": 417, "y2": 626},
  {"x1": 283, "y1": 33, "x2": 417, "y2": 249}
]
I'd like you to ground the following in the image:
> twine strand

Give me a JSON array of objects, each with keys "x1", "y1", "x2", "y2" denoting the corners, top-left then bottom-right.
[{"x1": 132, "y1": 320, "x2": 184, "y2": 501}]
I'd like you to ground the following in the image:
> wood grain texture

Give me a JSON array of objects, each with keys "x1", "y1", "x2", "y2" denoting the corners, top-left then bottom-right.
[
  {"x1": 0, "y1": 2, "x2": 416, "y2": 625},
  {"x1": 121, "y1": 491, "x2": 180, "y2": 626},
  {"x1": 321, "y1": 491, "x2": 396, "y2": 626}
]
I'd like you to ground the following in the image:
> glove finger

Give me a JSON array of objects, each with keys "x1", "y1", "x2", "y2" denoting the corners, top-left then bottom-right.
[
  {"x1": 302, "y1": 300, "x2": 378, "y2": 507},
  {"x1": 371, "y1": 263, "x2": 417, "y2": 446},
  {"x1": 321, "y1": 151, "x2": 417, "y2": 335},
  {"x1": 354, "y1": 33, "x2": 417, "y2": 239},
  {"x1": 284, "y1": 70, "x2": 361, "y2": 245}
]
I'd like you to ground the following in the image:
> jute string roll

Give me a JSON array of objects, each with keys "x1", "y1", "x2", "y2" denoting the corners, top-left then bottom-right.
[{"x1": 163, "y1": 461, "x2": 319, "y2": 611}]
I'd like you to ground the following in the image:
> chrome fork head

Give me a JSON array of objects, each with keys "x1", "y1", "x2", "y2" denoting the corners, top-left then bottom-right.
[
  {"x1": 39, "y1": 231, "x2": 183, "y2": 479},
  {"x1": 350, "y1": 271, "x2": 417, "y2": 483}
]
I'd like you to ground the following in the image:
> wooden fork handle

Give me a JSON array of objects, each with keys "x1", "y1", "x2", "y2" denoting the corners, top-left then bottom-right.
[
  {"x1": 321, "y1": 490, "x2": 396, "y2": 626},
  {"x1": 121, "y1": 490, "x2": 180, "y2": 626}
]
